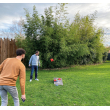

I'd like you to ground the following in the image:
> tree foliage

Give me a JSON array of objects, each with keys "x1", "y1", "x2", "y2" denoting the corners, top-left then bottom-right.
[{"x1": 16, "y1": 3, "x2": 107, "y2": 68}]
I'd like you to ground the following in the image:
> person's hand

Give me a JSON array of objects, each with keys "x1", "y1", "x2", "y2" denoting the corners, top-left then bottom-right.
[
  {"x1": 39, "y1": 64, "x2": 40, "y2": 66},
  {"x1": 29, "y1": 64, "x2": 30, "y2": 67},
  {"x1": 21, "y1": 95, "x2": 26, "y2": 100}
]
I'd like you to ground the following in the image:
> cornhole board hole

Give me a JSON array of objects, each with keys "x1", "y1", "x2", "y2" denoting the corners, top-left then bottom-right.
[{"x1": 54, "y1": 78, "x2": 63, "y2": 85}]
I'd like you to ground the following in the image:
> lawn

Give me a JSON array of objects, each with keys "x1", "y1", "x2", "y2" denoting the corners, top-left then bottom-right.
[{"x1": 0, "y1": 61, "x2": 110, "y2": 106}]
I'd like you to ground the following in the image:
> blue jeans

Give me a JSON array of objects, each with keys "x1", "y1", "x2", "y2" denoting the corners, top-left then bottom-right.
[
  {"x1": 0, "y1": 85, "x2": 19, "y2": 106},
  {"x1": 30, "y1": 65, "x2": 38, "y2": 79}
]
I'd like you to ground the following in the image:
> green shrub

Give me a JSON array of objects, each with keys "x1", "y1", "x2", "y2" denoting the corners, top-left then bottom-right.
[{"x1": 16, "y1": 4, "x2": 106, "y2": 68}]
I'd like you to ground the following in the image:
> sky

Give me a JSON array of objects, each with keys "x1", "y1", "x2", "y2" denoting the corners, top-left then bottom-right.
[{"x1": 0, "y1": 0, "x2": 110, "y2": 46}]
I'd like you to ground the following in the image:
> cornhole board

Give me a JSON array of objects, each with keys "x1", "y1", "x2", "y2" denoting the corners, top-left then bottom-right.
[{"x1": 54, "y1": 78, "x2": 63, "y2": 85}]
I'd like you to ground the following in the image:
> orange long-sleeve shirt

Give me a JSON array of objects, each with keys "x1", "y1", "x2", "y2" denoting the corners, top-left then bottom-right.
[{"x1": 0, "y1": 58, "x2": 26, "y2": 95}]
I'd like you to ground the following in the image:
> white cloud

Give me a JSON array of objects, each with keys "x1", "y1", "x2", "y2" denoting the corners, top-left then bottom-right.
[
  {"x1": 0, "y1": 3, "x2": 110, "y2": 45},
  {"x1": 0, "y1": 15, "x2": 25, "y2": 30},
  {"x1": 66, "y1": 3, "x2": 110, "y2": 34},
  {"x1": 1, "y1": 0, "x2": 110, "y2": 3}
]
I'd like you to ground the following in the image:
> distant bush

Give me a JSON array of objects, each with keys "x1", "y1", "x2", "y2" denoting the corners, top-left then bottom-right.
[{"x1": 15, "y1": 4, "x2": 108, "y2": 68}]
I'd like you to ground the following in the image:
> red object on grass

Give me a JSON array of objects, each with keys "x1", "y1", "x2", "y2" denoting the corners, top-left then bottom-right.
[
  {"x1": 50, "y1": 58, "x2": 54, "y2": 62},
  {"x1": 58, "y1": 78, "x2": 61, "y2": 80}
]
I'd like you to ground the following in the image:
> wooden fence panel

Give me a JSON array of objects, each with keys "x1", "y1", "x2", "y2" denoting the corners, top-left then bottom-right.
[{"x1": 0, "y1": 38, "x2": 17, "y2": 64}]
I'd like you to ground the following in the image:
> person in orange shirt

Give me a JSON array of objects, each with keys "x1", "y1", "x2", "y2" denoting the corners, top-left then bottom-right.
[{"x1": 0, "y1": 48, "x2": 26, "y2": 106}]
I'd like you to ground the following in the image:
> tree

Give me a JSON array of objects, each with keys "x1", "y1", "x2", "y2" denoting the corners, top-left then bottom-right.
[
  {"x1": 16, "y1": 3, "x2": 107, "y2": 68},
  {"x1": 67, "y1": 11, "x2": 105, "y2": 64}
]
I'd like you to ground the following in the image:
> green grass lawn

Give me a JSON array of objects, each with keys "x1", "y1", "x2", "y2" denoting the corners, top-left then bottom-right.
[{"x1": 1, "y1": 61, "x2": 110, "y2": 106}]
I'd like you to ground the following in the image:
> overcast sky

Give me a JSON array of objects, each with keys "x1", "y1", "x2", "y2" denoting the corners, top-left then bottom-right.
[{"x1": 0, "y1": 1, "x2": 110, "y2": 46}]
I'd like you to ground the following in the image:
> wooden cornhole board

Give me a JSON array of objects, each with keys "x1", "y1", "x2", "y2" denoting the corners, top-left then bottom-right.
[{"x1": 54, "y1": 78, "x2": 63, "y2": 85}]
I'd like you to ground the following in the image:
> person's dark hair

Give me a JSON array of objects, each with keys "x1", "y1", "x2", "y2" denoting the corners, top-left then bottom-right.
[
  {"x1": 16, "y1": 48, "x2": 26, "y2": 56},
  {"x1": 35, "y1": 51, "x2": 39, "y2": 54}
]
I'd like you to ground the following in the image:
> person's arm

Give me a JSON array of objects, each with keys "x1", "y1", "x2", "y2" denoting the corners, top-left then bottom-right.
[
  {"x1": 29, "y1": 56, "x2": 32, "y2": 66},
  {"x1": 38, "y1": 56, "x2": 40, "y2": 66},
  {"x1": 19, "y1": 65, "x2": 26, "y2": 100},
  {"x1": 0, "y1": 59, "x2": 7, "y2": 74},
  {"x1": 0, "y1": 62, "x2": 4, "y2": 74}
]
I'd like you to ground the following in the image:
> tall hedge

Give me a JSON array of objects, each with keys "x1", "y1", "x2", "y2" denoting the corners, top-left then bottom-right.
[{"x1": 15, "y1": 4, "x2": 107, "y2": 68}]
